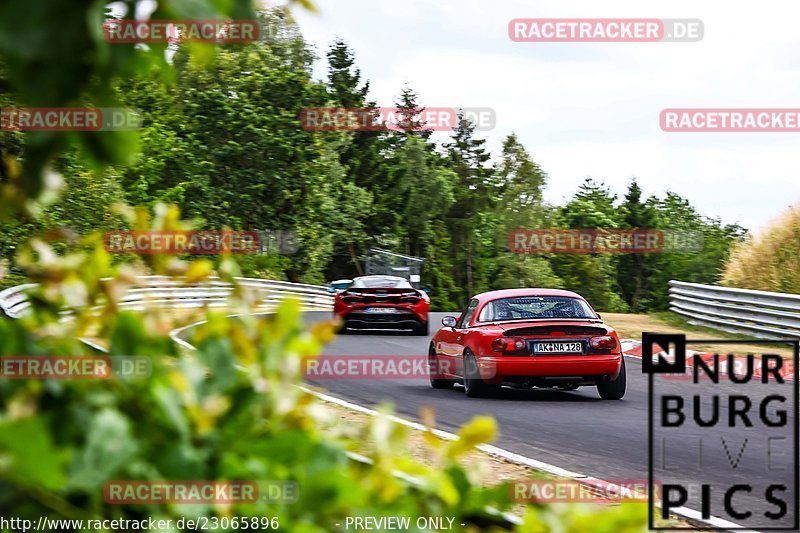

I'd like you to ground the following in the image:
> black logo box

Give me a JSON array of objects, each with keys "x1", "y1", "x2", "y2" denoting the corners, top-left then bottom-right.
[{"x1": 643, "y1": 333, "x2": 800, "y2": 531}]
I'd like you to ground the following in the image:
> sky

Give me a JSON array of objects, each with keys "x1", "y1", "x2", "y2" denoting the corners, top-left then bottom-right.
[{"x1": 288, "y1": 0, "x2": 800, "y2": 231}]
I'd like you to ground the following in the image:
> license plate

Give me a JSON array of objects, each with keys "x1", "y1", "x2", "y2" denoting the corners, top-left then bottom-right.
[
  {"x1": 365, "y1": 307, "x2": 398, "y2": 314},
  {"x1": 533, "y1": 342, "x2": 583, "y2": 354}
]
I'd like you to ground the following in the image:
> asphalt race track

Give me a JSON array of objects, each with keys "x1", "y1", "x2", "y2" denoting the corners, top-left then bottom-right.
[{"x1": 305, "y1": 311, "x2": 798, "y2": 529}]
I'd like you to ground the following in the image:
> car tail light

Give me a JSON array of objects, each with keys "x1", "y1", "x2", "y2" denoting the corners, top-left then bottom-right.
[
  {"x1": 341, "y1": 291, "x2": 363, "y2": 304},
  {"x1": 492, "y1": 337, "x2": 528, "y2": 354},
  {"x1": 589, "y1": 335, "x2": 617, "y2": 351}
]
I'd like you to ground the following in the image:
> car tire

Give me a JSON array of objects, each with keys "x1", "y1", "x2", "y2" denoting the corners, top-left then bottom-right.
[
  {"x1": 597, "y1": 358, "x2": 626, "y2": 400},
  {"x1": 429, "y1": 346, "x2": 455, "y2": 389},
  {"x1": 413, "y1": 320, "x2": 430, "y2": 336},
  {"x1": 463, "y1": 350, "x2": 497, "y2": 398}
]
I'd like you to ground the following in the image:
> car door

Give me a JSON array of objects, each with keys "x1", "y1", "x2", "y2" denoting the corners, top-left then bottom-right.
[{"x1": 436, "y1": 299, "x2": 479, "y2": 377}]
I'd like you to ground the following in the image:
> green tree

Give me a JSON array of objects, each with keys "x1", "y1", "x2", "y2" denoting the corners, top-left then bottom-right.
[
  {"x1": 616, "y1": 179, "x2": 656, "y2": 311},
  {"x1": 112, "y1": 12, "x2": 376, "y2": 284},
  {"x1": 395, "y1": 136, "x2": 455, "y2": 257},
  {"x1": 393, "y1": 85, "x2": 433, "y2": 140},
  {"x1": 324, "y1": 39, "x2": 386, "y2": 278},
  {"x1": 492, "y1": 134, "x2": 561, "y2": 290},
  {"x1": 644, "y1": 192, "x2": 745, "y2": 310},
  {"x1": 0, "y1": 0, "x2": 286, "y2": 211},
  {"x1": 443, "y1": 113, "x2": 493, "y2": 303},
  {"x1": 551, "y1": 179, "x2": 628, "y2": 312},
  {"x1": 327, "y1": 38, "x2": 370, "y2": 109}
]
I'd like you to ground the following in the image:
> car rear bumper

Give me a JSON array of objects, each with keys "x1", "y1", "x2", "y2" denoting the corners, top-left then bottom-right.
[
  {"x1": 340, "y1": 310, "x2": 427, "y2": 329},
  {"x1": 476, "y1": 353, "x2": 623, "y2": 381}
]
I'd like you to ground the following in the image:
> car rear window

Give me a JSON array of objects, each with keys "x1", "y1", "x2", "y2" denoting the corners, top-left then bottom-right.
[
  {"x1": 351, "y1": 277, "x2": 412, "y2": 289},
  {"x1": 478, "y1": 296, "x2": 597, "y2": 322}
]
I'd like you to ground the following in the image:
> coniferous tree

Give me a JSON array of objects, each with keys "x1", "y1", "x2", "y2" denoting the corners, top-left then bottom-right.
[
  {"x1": 443, "y1": 112, "x2": 492, "y2": 302},
  {"x1": 616, "y1": 179, "x2": 656, "y2": 311}
]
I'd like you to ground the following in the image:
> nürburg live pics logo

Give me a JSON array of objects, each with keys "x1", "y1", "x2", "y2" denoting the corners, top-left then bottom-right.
[{"x1": 644, "y1": 333, "x2": 799, "y2": 530}]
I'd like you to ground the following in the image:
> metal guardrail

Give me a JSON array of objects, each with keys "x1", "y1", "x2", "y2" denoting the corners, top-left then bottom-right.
[
  {"x1": 669, "y1": 280, "x2": 800, "y2": 339},
  {"x1": 0, "y1": 283, "x2": 37, "y2": 318},
  {"x1": 0, "y1": 276, "x2": 334, "y2": 318}
]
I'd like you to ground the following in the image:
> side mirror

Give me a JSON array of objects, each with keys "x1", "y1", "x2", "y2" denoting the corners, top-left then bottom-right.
[{"x1": 442, "y1": 316, "x2": 457, "y2": 328}]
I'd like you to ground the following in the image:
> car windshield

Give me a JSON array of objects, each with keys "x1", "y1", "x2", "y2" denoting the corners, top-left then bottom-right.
[
  {"x1": 478, "y1": 296, "x2": 597, "y2": 322},
  {"x1": 351, "y1": 276, "x2": 412, "y2": 289},
  {"x1": 330, "y1": 282, "x2": 350, "y2": 290}
]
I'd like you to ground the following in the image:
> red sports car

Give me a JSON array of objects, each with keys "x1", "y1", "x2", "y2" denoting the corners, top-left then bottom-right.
[
  {"x1": 334, "y1": 275, "x2": 430, "y2": 335},
  {"x1": 428, "y1": 288, "x2": 625, "y2": 399}
]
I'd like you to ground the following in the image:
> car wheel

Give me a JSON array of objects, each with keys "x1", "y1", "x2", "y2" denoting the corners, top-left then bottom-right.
[
  {"x1": 429, "y1": 346, "x2": 454, "y2": 389},
  {"x1": 413, "y1": 320, "x2": 430, "y2": 336},
  {"x1": 597, "y1": 357, "x2": 626, "y2": 400},
  {"x1": 463, "y1": 350, "x2": 497, "y2": 398}
]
